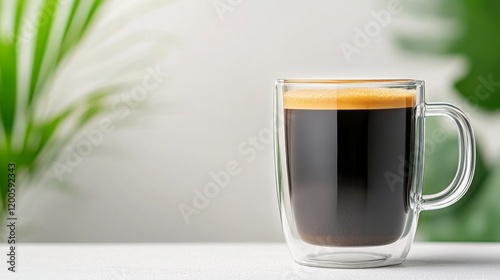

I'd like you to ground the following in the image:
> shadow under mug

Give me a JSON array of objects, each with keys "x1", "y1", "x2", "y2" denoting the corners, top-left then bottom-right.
[{"x1": 273, "y1": 79, "x2": 475, "y2": 268}]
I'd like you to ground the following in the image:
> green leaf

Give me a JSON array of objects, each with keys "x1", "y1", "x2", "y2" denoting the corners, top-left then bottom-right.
[
  {"x1": 399, "y1": 0, "x2": 462, "y2": 19},
  {"x1": 21, "y1": 90, "x2": 115, "y2": 171},
  {"x1": 57, "y1": 0, "x2": 83, "y2": 62},
  {"x1": 33, "y1": 109, "x2": 73, "y2": 161},
  {"x1": 420, "y1": 162, "x2": 500, "y2": 241},
  {"x1": 459, "y1": 163, "x2": 500, "y2": 240},
  {"x1": 28, "y1": 0, "x2": 59, "y2": 106},
  {"x1": 0, "y1": 0, "x2": 6, "y2": 204},
  {"x1": 81, "y1": 0, "x2": 105, "y2": 38},
  {"x1": 13, "y1": 0, "x2": 27, "y2": 45},
  {"x1": 61, "y1": 0, "x2": 82, "y2": 44},
  {"x1": 396, "y1": 0, "x2": 500, "y2": 111},
  {"x1": 0, "y1": 0, "x2": 173, "y2": 220},
  {"x1": 76, "y1": 90, "x2": 117, "y2": 127},
  {"x1": 422, "y1": 119, "x2": 489, "y2": 207},
  {"x1": 396, "y1": 36, "x2": 461, "y2": 55},
  {"x1": 418, "y1": 119, "x2": 492, "y2": 241},
  {"x1": 454, "y1": 70, "x2": 500, "y2": 112},
  {"x1": 0, "y1": 40, "x2": 17, "y2": 144},
  {"x1": 0, "y1": 1, "x2": 3, "y2": 35},
  {"x1": 58, "y1": 0, "x2": 105, "y2": 61}
]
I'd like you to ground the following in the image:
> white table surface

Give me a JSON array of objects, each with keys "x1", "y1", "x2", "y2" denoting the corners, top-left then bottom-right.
[{"x1": 0, "y1": 243, "x2": 499, "y2": 279}]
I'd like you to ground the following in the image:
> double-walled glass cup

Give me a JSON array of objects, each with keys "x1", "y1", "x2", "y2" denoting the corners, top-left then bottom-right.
[{"x1": 273, "y1": 79, "x2": 475, "y2": 268}]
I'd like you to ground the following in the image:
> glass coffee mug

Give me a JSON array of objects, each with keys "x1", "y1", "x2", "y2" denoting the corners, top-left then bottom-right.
[{"x1": 273, "y1": 79, "x2": 475, "y2": 268}]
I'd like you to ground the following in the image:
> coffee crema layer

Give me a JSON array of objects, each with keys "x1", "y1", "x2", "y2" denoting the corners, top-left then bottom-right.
[{"x1": 284, "y1": 88, "x2": 416, "y2": 110}]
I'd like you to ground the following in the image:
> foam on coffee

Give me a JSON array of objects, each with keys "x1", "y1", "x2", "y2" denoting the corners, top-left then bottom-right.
[{"x1": 284, "y1": 88, "x2": 416, "y2": 110}]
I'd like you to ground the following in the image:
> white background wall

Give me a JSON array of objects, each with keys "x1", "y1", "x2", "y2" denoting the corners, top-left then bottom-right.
[{"x1": 17, "y1": 0, "x2": 500, "y2": 242}]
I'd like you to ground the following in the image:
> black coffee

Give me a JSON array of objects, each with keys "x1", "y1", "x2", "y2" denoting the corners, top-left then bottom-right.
[{"x1": 284, "y1": 88, "x2": 415, "y2": 246}]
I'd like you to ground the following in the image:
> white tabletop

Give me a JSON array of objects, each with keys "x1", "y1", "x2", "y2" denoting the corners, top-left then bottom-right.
[{"x1": 0, "y1": 243, "x2": 499, "y2": 279}]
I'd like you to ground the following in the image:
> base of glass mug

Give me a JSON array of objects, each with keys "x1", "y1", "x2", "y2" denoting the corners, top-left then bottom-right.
[
  {"x1": 280, "y1": 203, "x2": 418, "y2": 268},
  {"x1": 295, "y1": 252, "x2": 404, "y2": 269}
]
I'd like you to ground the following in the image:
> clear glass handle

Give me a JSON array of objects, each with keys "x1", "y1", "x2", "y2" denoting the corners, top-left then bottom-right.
[{"x1": 420, "y1": 102, "x2": 476, "y2": 211}]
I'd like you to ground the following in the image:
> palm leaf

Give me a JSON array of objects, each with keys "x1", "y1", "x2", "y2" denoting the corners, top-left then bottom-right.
[
  {"x1": 23, "y1": 87, "x2": 120, "y2": 180},
  {"x1": 396, "y1": 36, "x2": 462, "y2": 55},
  {"x1": 28, "y1": 0, "x2": 60, "y2": 106},
  {"x1": 13, "y1": 0, "x2": 27, "y2": 44},
  {"x1": 58, "y1": 0, "x2": 105, "y2": 62},
  {"x1": 399, "y1": 0, "x2": 462, "y2": 19},
  {"x1": 33, "y1": 0, "x2": 109, "y2": 108},
  {"x1": 61, "y1": 0, "x2": 82, "y2": 46},
  {"x1": 0, "y1": 1, "x2": 2, "y2": 35},
  {"x1": 31, "y1": 109, "x2": 74, "y2": 166},
  {"x1": 0, "y1": 0, "x2": 173, "y2": 220},
  {"x1": 81, "y1": 0, "x2": 106, "y2": 38},
  {"x1": 0, "y1": 40, "x2": 17, "y2": 146}
]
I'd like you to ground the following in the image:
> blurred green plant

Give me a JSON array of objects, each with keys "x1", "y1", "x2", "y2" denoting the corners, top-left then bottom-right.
[
  {"x1": 0, "y1": 0, "x2": 111, "y2": 221},
  {"x1": 397, "y1": 0, "x2": 500, "y2": 241},
  {"x1": 0, "y1": 0, "x2": 170, "y2": 222}
]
